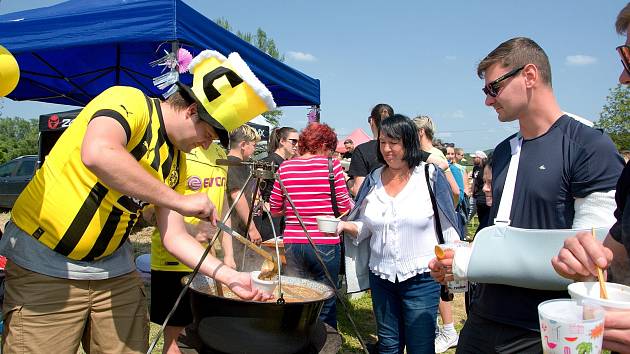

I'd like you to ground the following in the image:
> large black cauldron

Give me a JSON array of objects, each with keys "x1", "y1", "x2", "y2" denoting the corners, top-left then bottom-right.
[{"x1": 185, "y1": 274, "x2": 334, "y2": 354}]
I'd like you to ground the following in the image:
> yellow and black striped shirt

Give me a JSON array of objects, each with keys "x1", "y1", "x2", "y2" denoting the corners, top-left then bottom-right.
[{"x1": 12, "y1": 86, "x2": 182, "y2": 261}]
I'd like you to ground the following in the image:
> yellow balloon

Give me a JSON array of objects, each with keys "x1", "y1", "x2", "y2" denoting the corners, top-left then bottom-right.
[{"x1": 0, "y1": 45, "x2": 20, "y2": 97}]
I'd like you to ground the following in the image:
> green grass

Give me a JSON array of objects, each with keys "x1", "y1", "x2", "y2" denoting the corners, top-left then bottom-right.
[
  {"x1": 147, "y1": 323, "x2": 165, "y2": 353},
  {"x1": 337, "y1": 293, "x2": 377, "y2": 352}
]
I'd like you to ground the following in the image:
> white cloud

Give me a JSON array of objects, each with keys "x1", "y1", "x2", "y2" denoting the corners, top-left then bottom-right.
[
  {"x1": 445, "y1": 55, "x2": 457, "y2": 61},
  {"x1": 449, "y1": 110, "x2": 464, "y2": 119},
  {"x1": 287, "y1": 51, "x2": 317, "y2": 62},
  {"x1": 565, "y1": 55, "x2": 597, "y2": 66}
]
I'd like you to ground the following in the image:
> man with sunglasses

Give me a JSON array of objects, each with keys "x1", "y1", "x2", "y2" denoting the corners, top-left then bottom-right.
[
  {"x1": 552, "y1": 3, "x2": 630, "y2": 352},
  {"x1": 455, "y1": 37, "x2": 624, "y2": 353}
]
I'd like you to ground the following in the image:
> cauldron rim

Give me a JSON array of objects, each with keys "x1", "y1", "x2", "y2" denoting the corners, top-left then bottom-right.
[{"x1": 182, "y1": 274, "x2": 335, "y2": 304}]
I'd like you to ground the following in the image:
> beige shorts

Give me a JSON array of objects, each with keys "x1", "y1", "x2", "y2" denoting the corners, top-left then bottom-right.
[{"x1": 2, "y1": 261, "x2": 148, "y2": 354}]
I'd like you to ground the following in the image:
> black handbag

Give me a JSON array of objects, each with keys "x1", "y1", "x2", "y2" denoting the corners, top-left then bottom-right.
[
  {"x1": 328, "y1": 157, "x2": 345, "y2": 277},
  {"x1": 327, "y1": 156, "x2": 341, "y2": 218}
]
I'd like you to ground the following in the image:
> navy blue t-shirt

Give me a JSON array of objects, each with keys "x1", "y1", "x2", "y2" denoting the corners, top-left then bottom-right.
[
  {"x1": 347, "y1": 140, "x2": 380, "y2": 178},
  {"x1": 472, "y1": 115, "x2": 625, "y2": 330},
  {"x1": 610, "y1": 161, "x2": 630, "y2": 257}
]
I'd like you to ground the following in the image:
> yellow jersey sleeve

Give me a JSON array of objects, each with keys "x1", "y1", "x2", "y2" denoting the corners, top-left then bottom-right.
[{"x1": 88, "y1": 86, "x2": 151, "y2": 147}]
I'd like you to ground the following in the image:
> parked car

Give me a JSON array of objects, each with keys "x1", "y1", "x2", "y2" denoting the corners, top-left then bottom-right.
[{"x1": 0, "y1": 155, "x2": 38, "y2": 209}]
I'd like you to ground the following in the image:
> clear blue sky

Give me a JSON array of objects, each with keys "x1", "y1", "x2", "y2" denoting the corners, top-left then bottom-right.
[{"x1": 0, "y1": 0, "x2": 627, "y2": 152}]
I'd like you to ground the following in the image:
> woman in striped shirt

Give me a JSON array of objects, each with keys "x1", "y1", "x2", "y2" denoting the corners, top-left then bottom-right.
[{"x1": 269, "y1": 122, "x2": 353, "y2": 329}]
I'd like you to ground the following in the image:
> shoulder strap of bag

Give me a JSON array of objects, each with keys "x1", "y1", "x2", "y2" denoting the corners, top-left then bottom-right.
[
  {"x1": 495, "y1": 134, "x2": 522, "y2": 225},
  {"x1": 424, "y1": 163, "x2": 453, "y2": 301},
  {"x1": 425, "y1": 163, "x2": 445, "y2": 244},
  {"x1": 328, "y1": 157, "x2": 340, "y2": 217}
]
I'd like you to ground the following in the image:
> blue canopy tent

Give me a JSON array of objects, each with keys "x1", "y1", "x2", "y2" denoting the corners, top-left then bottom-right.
[{"x1": 0, "y1": 0, "x2": 320, "y2": 108}]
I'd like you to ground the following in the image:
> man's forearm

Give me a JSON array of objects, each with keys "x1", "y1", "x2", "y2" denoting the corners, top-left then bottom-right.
[
  {"x1": 222, "y1": 232, "x2": 234, "y2": 260},
  {"x1": 444, "y1": 170, "x2": 460, "y2": 205},
  {"x1": 233, "y1": 192, "x2": 254, "y2": 228},
  {"x1": 352, "y1": 176, "x2": 365, "y2": 196},
  {"x1": 220, "y1": 194, "x2": 234, "y2": 259},
  {"x1": 604, "y1": 235, "x2": 630, "y2": 285},
  {"x1": 159, "y1": 207, "x2": 238, "y2": 283}
]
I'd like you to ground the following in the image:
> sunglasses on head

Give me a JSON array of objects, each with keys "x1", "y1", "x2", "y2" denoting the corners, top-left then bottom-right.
[
  {"x1": 617, "y1": 45, "x2": 630, "y2": 75},
  {"x1": 482, "y1": 65, "x2": 526, "y2": 97},
  {"x1": 288, "y1": 138, "x2": 298, "y2": 145}
]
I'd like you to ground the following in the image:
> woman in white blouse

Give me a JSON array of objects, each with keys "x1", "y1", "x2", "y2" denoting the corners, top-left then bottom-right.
[{"x1": 339, "y1": 114, "x2": 461, "y2": 354}]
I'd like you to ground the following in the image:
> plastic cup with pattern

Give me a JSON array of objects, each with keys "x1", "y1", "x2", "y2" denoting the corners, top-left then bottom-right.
[{"x1": 537, "y1": 299, "x2": 604, "y2": 354}]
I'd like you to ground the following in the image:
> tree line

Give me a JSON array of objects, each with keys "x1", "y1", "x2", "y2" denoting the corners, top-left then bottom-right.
[
  {"x1": 0, "y1": 115, "x2": 38, "y2": 164},
  {"x1": 597, "y1": 84, "x2": 630, "y2": 151}
]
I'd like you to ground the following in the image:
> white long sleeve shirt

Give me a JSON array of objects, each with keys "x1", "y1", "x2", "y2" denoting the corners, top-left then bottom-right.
[{"x1": 351, "y1": 166, "x2": 458, "y2": 283}]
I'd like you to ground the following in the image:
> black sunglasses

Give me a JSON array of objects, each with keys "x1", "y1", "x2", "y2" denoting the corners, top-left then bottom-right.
[
  {"x1": 287, "y1": 138, "x2": 298, "y2": 145},
  {"x1": 482, "y1": 65, "x2": 525, "y2": 97},
  {"x1": 617, "y1": 45, "x2": 630, "y2": 75}
]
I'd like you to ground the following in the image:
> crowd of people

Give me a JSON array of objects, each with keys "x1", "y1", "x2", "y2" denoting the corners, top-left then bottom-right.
[{"x1": 0, "y1": 3, "x2": 629, "y2": 354}]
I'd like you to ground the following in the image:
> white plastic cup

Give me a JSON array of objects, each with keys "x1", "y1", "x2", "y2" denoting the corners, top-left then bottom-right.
[
  {"x1": 437, "y1": 243, "x2": 469, "y2": 293},
  {"x1": 316, "y1": 215, "x2": 340, "y2": 233},
  {"x1": 537, "y1": 299, "x2": 604, "y2": 354},
  {"x1": 568, "y1": 282, "x2": 630, "y2": 310}
]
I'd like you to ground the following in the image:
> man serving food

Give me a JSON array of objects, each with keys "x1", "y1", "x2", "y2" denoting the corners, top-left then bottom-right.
[{"x1": 0, "y1": 49, "x2": 275, "y2": 353}]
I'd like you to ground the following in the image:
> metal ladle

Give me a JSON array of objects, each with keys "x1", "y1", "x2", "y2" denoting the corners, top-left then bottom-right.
[{"x1": 216, "y1": 221, "x2": 278, "y2": 280}]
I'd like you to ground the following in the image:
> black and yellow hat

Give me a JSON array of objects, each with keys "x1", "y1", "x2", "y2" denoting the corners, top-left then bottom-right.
[{"x1": 177, "y1": 50, "x2": 276, "y2": 148}]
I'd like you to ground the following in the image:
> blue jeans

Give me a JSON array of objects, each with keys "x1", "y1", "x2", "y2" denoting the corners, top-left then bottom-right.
[
  {"x1": 369, "y1": 271, "x2": 440, "y2": 354},
  {"x1": 285, "y1": 243, "x2": 340, "y2": 329}
]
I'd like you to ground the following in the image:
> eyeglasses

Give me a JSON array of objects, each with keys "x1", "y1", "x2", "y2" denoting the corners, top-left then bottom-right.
[
  {"x1": 482, "y1": 65, "x2": 525, "y2": 97},
  {"x1": 616, "y1": 45, "x2": 630, "y2": 74},
  {"x1": 287, "y1": 138, "x2": 298, "y2": 145}
]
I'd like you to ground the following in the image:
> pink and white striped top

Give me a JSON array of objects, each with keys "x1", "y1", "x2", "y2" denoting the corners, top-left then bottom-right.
[{"x1": 270, "y1": 156, "x2": 353, "y2": 244}]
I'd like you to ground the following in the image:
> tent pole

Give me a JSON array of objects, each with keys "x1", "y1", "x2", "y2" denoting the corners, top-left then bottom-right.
[
  {"x1": 31, "y1": 53, "x2": 91, "y2": 98},
  {"x1": 171, "y1": 41, "x2": 179, "y2": 71},
  {"x1": 115, "y1": 44, "x2": 120, "y2": 85}
]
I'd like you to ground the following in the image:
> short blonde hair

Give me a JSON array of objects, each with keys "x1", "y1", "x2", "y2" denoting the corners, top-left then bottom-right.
[
  {"x1": 616, "y1": 3, "x2": 630, "y2": 34},
  {"x1": 229, "y1": 124, "x2": 260, "y2": 148},
  {"x1": 413, "y1": 115, "x2": 436, "y2": 140}
]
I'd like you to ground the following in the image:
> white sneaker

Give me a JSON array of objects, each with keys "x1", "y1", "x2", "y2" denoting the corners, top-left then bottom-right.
[{"x1": 435, "y1": 329, "x2": 459, "y2": 353}]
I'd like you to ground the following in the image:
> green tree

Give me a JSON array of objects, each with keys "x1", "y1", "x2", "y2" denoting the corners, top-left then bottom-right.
[
  {"x1": 0, "y1": 117, "x2": 39, "y2": 163},
  {"x1": 215, "y1": 17, "x2": 284, "y2": 126},
  {"x1": 597, "y1": 84, "x2": 630, "y2": 150}
]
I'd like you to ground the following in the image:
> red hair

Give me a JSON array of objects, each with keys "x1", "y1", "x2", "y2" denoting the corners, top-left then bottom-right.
[{"x1": 298, "y1": 123, "x2": 338, "y2": 155}]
